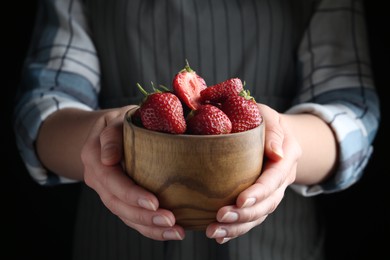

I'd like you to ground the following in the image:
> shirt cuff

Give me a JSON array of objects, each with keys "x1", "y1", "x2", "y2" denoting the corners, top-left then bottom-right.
[
  {"x1": 14, "y1": 96, "x2": 93, "y2": 186},
  {"x1": 285, "y1": 102, "x2": 372, "y2": 196}
]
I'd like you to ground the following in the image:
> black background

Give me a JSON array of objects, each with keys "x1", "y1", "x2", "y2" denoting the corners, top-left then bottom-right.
[{"x1": 2, "y1": 1, "x2": 388, "y2": 259}]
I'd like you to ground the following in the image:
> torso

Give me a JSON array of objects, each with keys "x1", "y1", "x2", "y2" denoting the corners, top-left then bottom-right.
[
  {"x1": 73, "y1": 1, "x2": 325, "y2": 259},
  {"x1": 84, "y1": 0, "x2": 316, "y2": 111}
]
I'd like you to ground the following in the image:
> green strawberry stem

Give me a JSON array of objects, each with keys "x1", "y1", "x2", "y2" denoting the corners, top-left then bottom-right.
[
  {"x1": 137, "y1": 82, "x2": 168, "y2": 97},
  {"x1": 158, "y1": 84, "x2": 170, "y2": 92},
  {"x1": 239, "y1": 89, "x2": 256, "y2": 102},
  {"x1": 136, "y1": 83, "x2": 149, "y2": 97},
  {"x1": 180, "y1": 59, "x2": 194, "y2": 73},
  {"x1": 186, "y1": 109, "x2": 196, "y2": 120}
]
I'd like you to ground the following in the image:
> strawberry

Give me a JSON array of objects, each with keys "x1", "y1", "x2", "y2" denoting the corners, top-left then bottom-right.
[
  {"x1": 137, "y1": 83, "x2": 187, "y2": 134},
  {"x1": 186, "y1": 104, "x2": 232, "y2": 135},
  {"x1": 200, "y1": 78, "x2": 244, "y2": 104},
  {"x1": 220, "y1": 90, "x2": 262, "y2": 133},
  {"x1": 131, "y1": 107, "x2": 143, "y2": 127},
  {"x1": 172, "y1": 60, "x2": 207, "y2": 110}
]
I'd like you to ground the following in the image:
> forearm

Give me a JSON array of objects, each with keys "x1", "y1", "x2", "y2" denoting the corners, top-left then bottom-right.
[
  {"x1": 36, "y1": 108, "x2": 338, "y2": 185},
  {"x1": 36, "y1": 108, "x2": 107, "y2": 180},
  {"x1": 281, "y1": 113, "x2": 337, "y2": 185}
]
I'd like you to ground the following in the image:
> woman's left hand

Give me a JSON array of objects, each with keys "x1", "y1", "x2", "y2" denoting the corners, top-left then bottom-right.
[{"x1": 206, "y1": 104, "x2": 302, "y2": 244}]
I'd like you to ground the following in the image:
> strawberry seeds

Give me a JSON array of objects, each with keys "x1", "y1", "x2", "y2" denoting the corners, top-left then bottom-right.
[{"x1": 134, "y1": 61, "x2": 263, "y2": 135}]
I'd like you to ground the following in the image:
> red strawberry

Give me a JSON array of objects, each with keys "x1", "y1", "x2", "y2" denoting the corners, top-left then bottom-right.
[
  {"x1": 221, "y1": 90, "x2": 262, "y2": 133},
  {"x1": 172, "y1": 60, "x2": 207, "y2": 110},
  {"x1": 186, "y1": 104, "x2": 232, "y2": 135},
  {"x1": 137, "y1": 83, "x2": 187, "y2": 134},
  {"x1": 200, "y1": 78, "x2": 244, "y2": 104}
]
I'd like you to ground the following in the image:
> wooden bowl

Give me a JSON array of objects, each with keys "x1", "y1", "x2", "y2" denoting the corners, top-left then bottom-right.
[{"x1": 123, "y1": 107, "x2": 265, "y2": 230}]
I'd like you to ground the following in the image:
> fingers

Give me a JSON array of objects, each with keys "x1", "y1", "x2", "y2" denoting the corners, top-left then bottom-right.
[
  {"x1": 81, "y1": 106, "x2": 185, "y2": 241},
  {"x1": 100, "y1": 122, "x2": 123, "y2": 166},
  {"x1": 206, "y1": 215, "x2": 268, "y2": 244},
  {"x1": 86, "y1": 162, "x2": 159, "y2": 210},
  {"x1": 85, "y1": 162, "x2": 185, "y2": 241},
  {"x1": 206, "y1": 182, "x2": 286, "y2": 243},
  {"x1": 100, "y1": 106, "x2": 136, "y2": 166},
  {"x1": 82, "y1": 107, "x2": 161, "y2": 212},
  {"x1": 97, "y1": 176, "x2": 175, "y2": 228},
  {"x1": 129, "y1": 222, "x2": 186, "y2": 241},
  {"x1": 84, "y1": 167, "x2": 185, "y2": 241},
  {"x1": 206, "y1": 108, "x2": 302, "y2": 243},
  {"x1": 97, "y1": 171, "x2": 185, "y2": 241}
]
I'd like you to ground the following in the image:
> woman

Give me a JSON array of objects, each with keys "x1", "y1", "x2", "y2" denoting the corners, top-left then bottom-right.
[{"x1": 14, "y1": 0, "x2": 380, "y2": 259}]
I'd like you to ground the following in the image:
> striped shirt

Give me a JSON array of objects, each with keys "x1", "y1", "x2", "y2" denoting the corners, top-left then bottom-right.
[
  {"x1": 14, "y1": 0, "x2": 380, "y2": 196},
  {"x1": 13, "y1": 1, "x2": 380, "y2": 259}
]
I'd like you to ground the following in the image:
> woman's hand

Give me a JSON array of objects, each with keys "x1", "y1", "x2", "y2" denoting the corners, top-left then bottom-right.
[
  {"x1": 81, "y1": 105, "x2": 185, "y2": 241},
  {"x1": 206, "y1": 103, "x2": 302, "y2": 244}
]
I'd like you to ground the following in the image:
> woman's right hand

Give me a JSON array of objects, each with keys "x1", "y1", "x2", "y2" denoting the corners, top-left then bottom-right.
[{"x1": 81, "y1": 105, "x2": 185, "y2": 241}]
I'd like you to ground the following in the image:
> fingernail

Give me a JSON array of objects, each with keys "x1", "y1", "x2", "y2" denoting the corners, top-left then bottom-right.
[
  {"x1": 163, "y1": 230, "x2": 183, "y2": 240},
  {"x1": 271, "y1": 141, "x2": 284, "y2": 159},
  {"x1": 212, "y1": 228, "x2": 228, "y2": 238},
  {"x1": 241, "y1": 197, "x2": 256, "y2": 208},
  {"x1": 220, "y1": 237, "x2": 232, "y2": 244},
  {"x1": 138, "y1": 198, "x2": 157, "y2": 211},
  {"x1": 221, "y1": 212, "x2": 239, "y2": 222},
  {"x1": 153, "y1": 215, "x2": 173, "y2": 227}
]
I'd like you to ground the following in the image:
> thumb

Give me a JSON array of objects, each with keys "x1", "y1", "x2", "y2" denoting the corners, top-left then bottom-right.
[
  {"x1": 100, "y1": 117, "x2": 124, "y2": 166},
  {"x1": 257, "y1": 104, "x2": 284, "y2": 161}
]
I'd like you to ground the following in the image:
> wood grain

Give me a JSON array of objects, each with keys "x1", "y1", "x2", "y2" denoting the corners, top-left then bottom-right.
[{"x1": 123, "y1": 108, "x2": 265, "y2": 230}]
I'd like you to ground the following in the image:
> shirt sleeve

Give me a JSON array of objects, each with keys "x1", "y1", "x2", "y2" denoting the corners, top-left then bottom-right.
[
  {"x1": 13, "y1": 0, "x2": 100, "y2": 186},
  {"x1": 287, "y1": 0, "x2": 380, "y2": 196}
]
